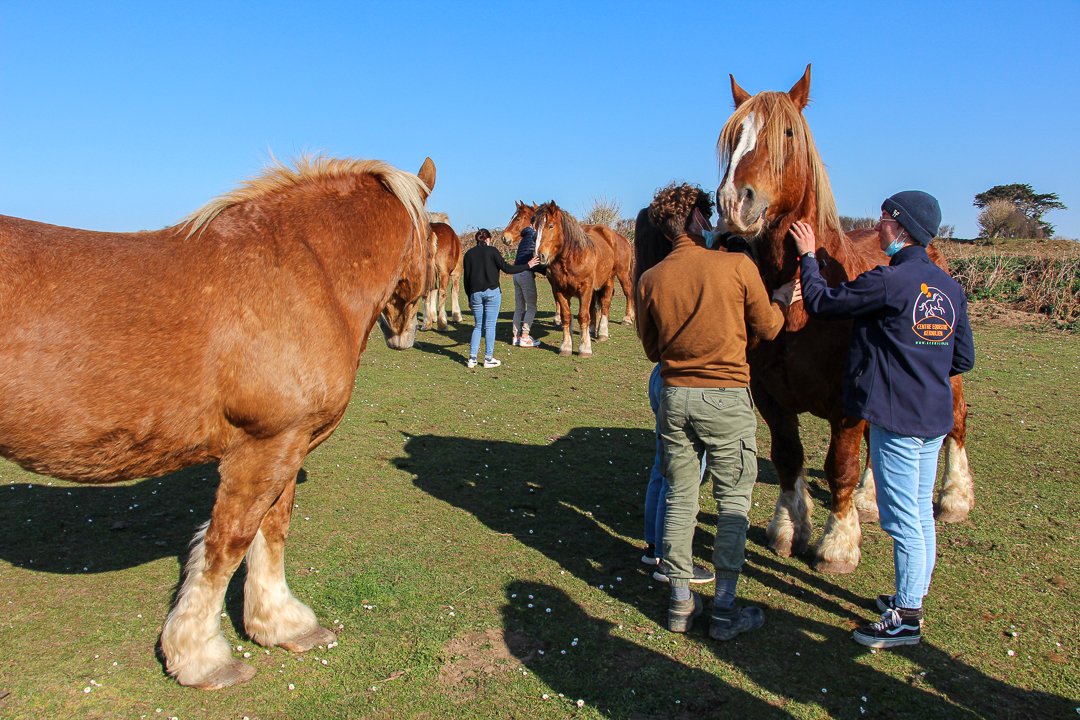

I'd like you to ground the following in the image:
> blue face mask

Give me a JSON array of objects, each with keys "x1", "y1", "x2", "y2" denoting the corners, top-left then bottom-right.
[
  {"x1": 884, "y1": 230, "x2": 907, "y2": 257},
  {"x1": 703, "y1": 229, "x2": 717, "y2": 249}
]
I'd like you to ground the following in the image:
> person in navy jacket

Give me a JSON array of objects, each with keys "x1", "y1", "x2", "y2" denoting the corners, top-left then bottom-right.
[{"x1": 790, "y1": 190, "x2": 975, "y2": 650}]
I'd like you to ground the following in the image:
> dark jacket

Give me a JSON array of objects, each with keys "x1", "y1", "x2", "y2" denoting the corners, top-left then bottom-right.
[
  {"x1": 462, "y1": 244, "x2": 531, "y2": 296},
  {"x1": 799, "y1": 244, "x2": 975, "y2": 437},
  {"x1": 514, "y1": 227, "x2": 537, "y2": 265}
]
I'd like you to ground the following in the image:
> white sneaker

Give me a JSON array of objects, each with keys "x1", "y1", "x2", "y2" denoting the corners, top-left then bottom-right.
[
  {"x1": 512, "y1": 336, "x2": 520, "y2": 346},
  {"x1": 483, "y1": 357, "x2": 501, "y2": 368},
  {"x1": 466, "y1": 358, "x2": 477, "y2": 368},
  {"x1": 518, "y1": 336, "x2": 538, "y2": 348}
]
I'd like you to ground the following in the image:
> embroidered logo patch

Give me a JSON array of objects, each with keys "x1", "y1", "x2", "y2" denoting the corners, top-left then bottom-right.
[{"x1": 912, "y1": 282, "x2": 955, "y2": 342}]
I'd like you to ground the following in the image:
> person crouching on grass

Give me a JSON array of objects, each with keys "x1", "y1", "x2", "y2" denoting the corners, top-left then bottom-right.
[
  {"x1": 790, "y1": 191, "x2": 975, "y2": 648},
  {"x1": 635, "y1": 183, "x2": 798, "y2": 639}
]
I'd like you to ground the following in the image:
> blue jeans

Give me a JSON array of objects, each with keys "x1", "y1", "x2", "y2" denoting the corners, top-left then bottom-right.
[
  {"x1": 469, "y1": 288, "x2": 501, "y2": 360},
  {"x1": 869, "y1": 424, "x2": 945, "y2": 610}
]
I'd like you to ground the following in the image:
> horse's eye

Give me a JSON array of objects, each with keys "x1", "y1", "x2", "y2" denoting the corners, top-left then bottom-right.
[
  {"x1": 548, "y1": 224, "x2": 554, "y2": 229},
  {"x1": 785, "y1": 128, "x2": 794, "y2": 138}
]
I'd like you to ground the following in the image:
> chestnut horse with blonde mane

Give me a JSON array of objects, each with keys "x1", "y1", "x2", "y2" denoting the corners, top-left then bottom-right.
[
  {"x1": 533, "y1": 201, "x2": 624, "y2": 356},
  {"x1": 503, "y1": 201, "x2": 635, "y2": 327},
  {"x1": 716, "y1": 66, "x2": 973, "y2": 573},
  {"x1": 0, "y1": 155, "x2": 438, "y2": 688},
  {"x1": 421, "y1": 220, "x2": 463, "y2": 331}
]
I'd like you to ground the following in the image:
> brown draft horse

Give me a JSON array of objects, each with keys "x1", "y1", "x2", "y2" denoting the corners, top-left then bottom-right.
[
  {"x1": 532, "y1": 201, "x2": 621, "y2": 356},
  {"x1": 0, "y1": 155, "x2": 438, "y2": 688},
  {"x1": 421, "y1": 220, "x2": 463, "y2": 331},
  {"x1": 503, "y1": 201, "x2": 635, "y2": 327},
  {"x1": 716, "y1": 66, "x2": 974, "y2": 573}
]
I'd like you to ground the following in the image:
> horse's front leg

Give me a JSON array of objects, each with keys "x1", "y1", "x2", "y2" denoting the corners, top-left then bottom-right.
[
  {"x1": 577, "y1": 288, "x2": 594, "y2": 357},
  {"x1": 436, "y1": 275, "x2": 450, "y2": 331},
  {"x1": 420, "y1": 288, "x2": 437, "y2": 331},
  {"x1": 813, "y1": 416, "x2": 865, "y2": 574},
  {"x1": 756, "y1": 384, "x2": 814, "y2": 557},
  {"x1": 243, "y1": 471, "x2": 337, "y2": 652},
  {"x1": 161, "y1": 432, "x2": 308, "y2": 689},
  {"x1": 937, "y1": 374, "x2": 974, "y2": 522},
  {"x1": 555, "y1": 292, "x2": 574, "y2": 356},
  {"x1": 450, "y1": 272, "x2": 463, "y2": 322}
]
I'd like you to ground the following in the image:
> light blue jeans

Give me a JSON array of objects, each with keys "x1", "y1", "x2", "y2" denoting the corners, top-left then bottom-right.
[
  {"x1": 469, "y1": 288, "x2": 501, "y2": 360},
  {"x1": 869, "y1": 424, "x2": 945, "y2": 610}
]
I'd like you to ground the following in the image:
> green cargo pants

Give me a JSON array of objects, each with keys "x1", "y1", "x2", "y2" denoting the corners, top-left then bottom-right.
[{"x1": 658, "y1": 385, "x2": 758, "y2": 587}]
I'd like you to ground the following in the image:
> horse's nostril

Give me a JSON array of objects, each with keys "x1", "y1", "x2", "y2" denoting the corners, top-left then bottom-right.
[{"x1": 743, "y1": 186, "x2": 756, "y2": 205}]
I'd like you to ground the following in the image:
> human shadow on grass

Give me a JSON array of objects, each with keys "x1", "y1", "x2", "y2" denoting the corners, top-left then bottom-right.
[
  {"x1": 499, "y1": 579, "x2": 797, "y2": 719},
  {"x1": 402, "y1": 432, "x2": 1075, "y2": 720}
]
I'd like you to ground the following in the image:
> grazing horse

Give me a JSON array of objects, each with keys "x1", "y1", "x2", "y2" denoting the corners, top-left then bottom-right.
[
  {"x1": 503, "y1": 201, "x2": 636, "y2": 326},
  {"x1": 715, "y1": 65, "x2": 973, "y2": 573},
  {"x1": 0, "y1": 155, "x2": 438, "y2": 687},
  {"x1": 421, "y1": 221, "x2": 463, "y2": 331},
  {"x1": 532, "y1": 201, "x2": 618, "y2": 357}
]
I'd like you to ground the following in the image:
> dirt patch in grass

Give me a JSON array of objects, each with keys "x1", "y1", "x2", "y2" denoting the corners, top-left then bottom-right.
[{"x1": 437, "y1": 628, "x2": 546, "y2": 697}]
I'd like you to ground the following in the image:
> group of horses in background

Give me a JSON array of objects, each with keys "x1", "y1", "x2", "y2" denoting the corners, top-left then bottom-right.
[
  {"x1": 502, "y1": 201, "x2": 635, "y2": 357},
  {"x1": 0, "y1": 65, "x2": 974, "y2": 691}
]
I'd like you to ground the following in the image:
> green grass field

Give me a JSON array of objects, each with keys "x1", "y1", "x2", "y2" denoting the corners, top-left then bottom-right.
[{"x1": 0, "y1": 279, "x2": 1077, "y2": 719}]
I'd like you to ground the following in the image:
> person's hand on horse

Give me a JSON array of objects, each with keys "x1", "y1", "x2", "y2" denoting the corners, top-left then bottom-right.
[
  {"x1": 527, "y1": 256, "x2": 540, "y2": 268},
  {"x1": 772, "y1": 277, "x2": 802, "y2": 308},
  {"x1": 789, "y1": 221, "x2": 817, "y2": 256}
]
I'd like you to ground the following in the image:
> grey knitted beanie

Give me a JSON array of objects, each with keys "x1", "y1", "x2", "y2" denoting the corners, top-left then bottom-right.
[{"x1": 881, "y1": 191, "x2": 941, "y2": 246}]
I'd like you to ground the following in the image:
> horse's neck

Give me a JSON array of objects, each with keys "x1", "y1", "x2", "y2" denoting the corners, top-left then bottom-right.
[{"x1": 760, "y1": 197, "x2": 854, "y2": 286}]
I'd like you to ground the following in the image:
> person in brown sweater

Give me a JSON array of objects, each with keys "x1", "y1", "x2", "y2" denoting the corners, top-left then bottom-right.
[{"x1": 635, "y1": 183, "x2": 796, "y2": 638}]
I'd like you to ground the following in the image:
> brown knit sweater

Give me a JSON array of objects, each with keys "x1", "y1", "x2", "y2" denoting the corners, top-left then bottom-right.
[{"x1": 636, "y1": 234, "x2": 784, "y2": 387}]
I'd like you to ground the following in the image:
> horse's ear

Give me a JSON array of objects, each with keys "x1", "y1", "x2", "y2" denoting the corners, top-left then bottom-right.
[
  {"x1": 787, "y1": 64, "x2": 811, "y2": 111},
  {"x1": 730, "y1": 74, "x2": 752, "y2": 108},
  {"x1": 417, "y1": 157, "x2": 436, "y2": 194}
]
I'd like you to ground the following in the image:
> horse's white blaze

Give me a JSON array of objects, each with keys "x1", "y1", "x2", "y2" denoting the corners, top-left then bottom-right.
[
  {"x1": 815, "y1": 503, "x2": 862, "y2": 569},
  {"x1": 766, "y1": 475, "x2": 814, "y2": 553},
  {"x1": 853, "y1": 463, "x2": 879, "y2": 520},
  {"x1": 937, "y1": 436, "x2": 973, "y2": 521},
  {"x1": 719, "y1": 112, "x2": 758, "y2": 195},
  {"x1": 243, "y1": 529, "x2": 320, "y2": 647},
  {"x1": 161, "y1": 523, "x2": 235, "y2": 686},
  {"x1": 535, "y1": 225, "x2": 546, "y2": 262}
]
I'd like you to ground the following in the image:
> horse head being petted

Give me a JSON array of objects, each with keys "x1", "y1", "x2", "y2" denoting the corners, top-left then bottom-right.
[
  {"x1": 0, "y1": 155, "x2": 437, "y2": 688},
  {"x1": 714, "y1": 66, "x2": 973, "y2": 573}
]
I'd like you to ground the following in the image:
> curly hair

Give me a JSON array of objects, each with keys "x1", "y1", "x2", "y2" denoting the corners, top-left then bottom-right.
[{"x1": 647, "y1": 183, "x2": 715, "y2": 240}]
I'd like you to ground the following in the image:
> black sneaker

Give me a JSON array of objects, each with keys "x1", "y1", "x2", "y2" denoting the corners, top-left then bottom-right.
[
  {"x1": 641, "y1": 544, "x2": 660, "y2": 566},
  {"x1": 668, "y1": 592, "x2": 703, "y2": 633},
  {"x1": 852, "y1": 608, "x2": 922, "y2": 648},
  {"x1": 653, "y1": 562, "x2": 715, "y2": 585},
  {"x1": 709, "y1": 604, "x2": 765, "y2": 641},
  {"x1": 875, "y1": 593, "x2": 897, "y2": 613}
]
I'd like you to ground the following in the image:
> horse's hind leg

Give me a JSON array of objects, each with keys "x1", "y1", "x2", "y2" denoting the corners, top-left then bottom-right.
[
  {"x1": 618, "y1": 266, "x2": 635, "y2": 325},
  {"x1": 813, "y1": 416, "x2": 865, "y2": 574},
  {"x1": 577, "y1": 289, "x2": 594, "y2": 357},
  {"x1": 853, "y1": 423, "x2": 879, "y2": 523},
  {"x1": 555, "y1": 292, "x2": 573, "y2": 356},
  {"x1": 244, "y1": 472, "x2": 336, "y2": 651},
  {"x1": 936, "y1": 375, "x2": 974, "y2": 522},
  {"x1": 161, "y1": 433, "x2": 308, "y2": 689},
  {"x1": 756, "y1": 387, "x2": 814, "y2": 557},
  {"x1": 436, "y1": 270, "x2": 450, "y2": 331},
  {"x1": 596, "y1": 282, "x2": 614, "y2": 341}
]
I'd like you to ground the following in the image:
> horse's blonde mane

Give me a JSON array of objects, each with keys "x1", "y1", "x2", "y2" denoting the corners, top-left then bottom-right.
[
  {"x1": 178, "y1": 154, "x2": 431, "y2": 243},
  {"x1": 717, "y1": 91, "x2": 842, "y2": 241},
  {"x1": 536, "y1": 203, "x2": 593, "y2": 252}
]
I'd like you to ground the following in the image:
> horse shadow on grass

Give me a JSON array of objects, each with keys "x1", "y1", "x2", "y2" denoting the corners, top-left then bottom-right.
[{"x1": 400, "y1": 431, "x2": 1075, "y2": 720}]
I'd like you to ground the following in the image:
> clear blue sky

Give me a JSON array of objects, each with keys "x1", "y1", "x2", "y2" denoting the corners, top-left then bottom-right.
[{"x1": 2, "y1": 1, "x2": 1078, "y2": 239}]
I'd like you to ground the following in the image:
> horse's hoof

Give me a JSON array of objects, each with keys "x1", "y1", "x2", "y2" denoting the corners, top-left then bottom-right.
[
  {"x1": 558, "y1": 349, "x2": 573, "y2": 357},
  {"x1": 621, "y1": 318, "x2": 634, "y2": 326},
  {"x1": 769, "y1": 539, "x2": 793, "y2": 558},
  {"x1": 597, "y1": 335, "x2": 609, "y2": 342},
  {"x1": 191, "y1": 660, "x2": 257, "y2": 690},
  {"x1": 578, "y1": 351, "x2": 592, "y2": 358},
  {"x1": 934, "y1": 506, "x2": 969, "y2": 523},
  {"x1": 279, "y1": 626, "x2": 338, "y2": 653},
  {"x1": 813, "y1": 558, "x2": 858, "y2": 575},
  {"x1": 438, "y1": 322, "x2": 448, "y2": 331},
  {"x1": 452, "y1": 314, "x2": 463, "y2": 322}
]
